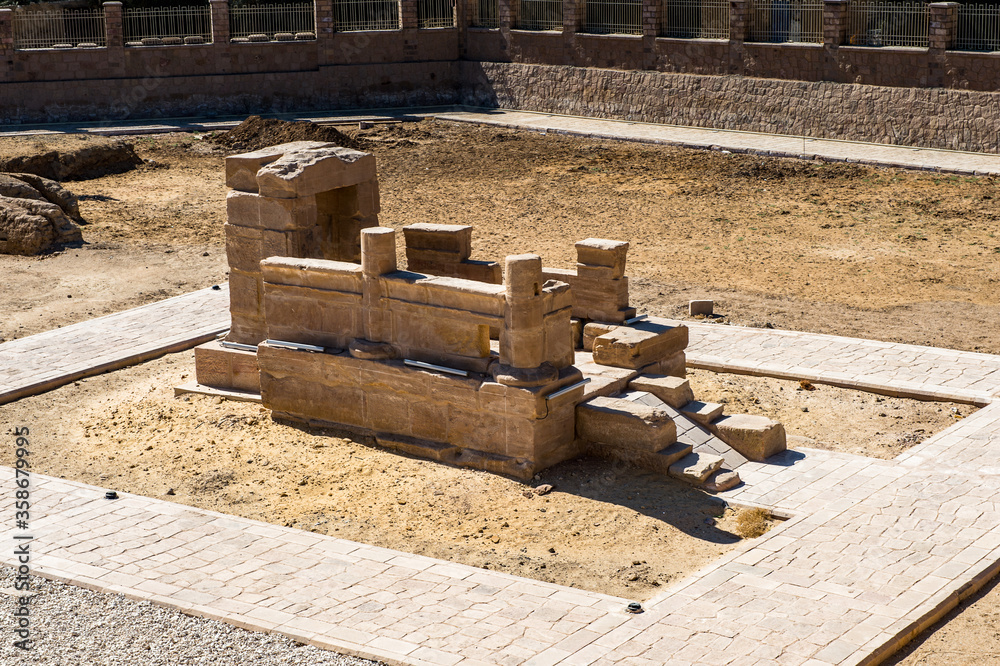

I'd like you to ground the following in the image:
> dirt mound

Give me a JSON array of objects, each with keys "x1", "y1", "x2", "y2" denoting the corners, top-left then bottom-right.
[
  {"x1": 0, "y1": 172, "x2": 84, "y2": 255},
  {"x1": 0, "y1": 135, "x2": 143, "y2": 181},
  {"x1": 214, "y1": 116, "x2": 366, "y2": 153}
]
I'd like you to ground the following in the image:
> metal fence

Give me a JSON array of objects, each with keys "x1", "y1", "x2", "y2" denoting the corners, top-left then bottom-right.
[
  {"x1": 332, "y1": 0, "x2": 400, "y2": 30},
  {"x1": 124, "y1": 6, "x2": 212, "y2": 45},
  {"x1": 418, "y1": 0, "x2": 454, "y2": 27},
  {"x1": 471, "y1": 0, "x2": 499, "y2": 28},
  {"x1": 955, "y1": 3, "x2": 1000, "y2": 52},
  {"x1": 517, "y1": 0, "x2": 563, "y2": 30},
  {"x1": 583, "y1": 0, "x2": 641, "y2": 34},
  {"x1": 230, "y1": 2, "x2": 316, "y2": 41},
  {"x1": 847, "y1": 1, "x2": 927, "y2": 47},
  {"x1": 12, "y1": 8, "x2": 106, "y2": 50},
  {"x1": 663, "y1": 0, "x2": 729, "y2": 38},
  {"x1": 748, "y1": 0, "x2": 822, "y2": 42}
]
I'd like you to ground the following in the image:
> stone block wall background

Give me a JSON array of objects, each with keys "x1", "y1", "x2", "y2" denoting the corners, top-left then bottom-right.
[{"x1": 4, "y1": 0, "x2": 1000, "y2": 151}]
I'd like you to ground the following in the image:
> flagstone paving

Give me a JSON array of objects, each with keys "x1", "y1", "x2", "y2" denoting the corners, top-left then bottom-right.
[
  {"x1": 0, "y1": 285, "x2": 230, "y2": 406},
  {"x1": 7, "y1": 289, "x2": 1000, "y2": 663}
]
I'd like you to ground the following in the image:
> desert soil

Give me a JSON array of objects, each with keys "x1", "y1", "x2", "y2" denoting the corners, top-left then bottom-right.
[{"x1": 1, "y1": 120, "x2": 999, "y2": 656}]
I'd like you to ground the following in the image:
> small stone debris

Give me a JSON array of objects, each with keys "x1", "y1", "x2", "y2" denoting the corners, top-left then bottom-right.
[
  {"x1": 798, "y1": 380, "x2": 816, "y2": 391},
  {"x1": 533, "y1": 484, "x2": 553, "y2": 496}
]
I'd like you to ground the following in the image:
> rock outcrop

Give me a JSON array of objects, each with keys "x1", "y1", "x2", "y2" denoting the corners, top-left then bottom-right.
[{"x1": 0, "y1": 173, "x2": 84, "y2": 255}]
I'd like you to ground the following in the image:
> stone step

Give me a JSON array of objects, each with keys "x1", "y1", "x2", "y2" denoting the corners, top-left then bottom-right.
[
  {"x1": 627, "y1": 374, "x2": 694, "y2": 409},
  {"x1": 680, "y1": 400, "x2": 724, "y2": 426},
  {"x1": 709, "y1": 413, "x2": 787, "y2": 462},
  {"x1": 668, "y1": 451, "x2": 725, "y2": 485},
  {"x1": 576, "y1": 395, "x2": 677, "y2": 452},
  {"x1": 702, "y1": 468, "x2": 741, "y2": 493}
]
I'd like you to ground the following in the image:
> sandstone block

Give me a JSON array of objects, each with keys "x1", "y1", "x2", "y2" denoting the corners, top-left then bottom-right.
[
  {"x1": 225, "y1": 141, "x2": 335, "y2": 192},
  {"x1": 576, "y1": 396, "x2": 676, "y2": 452},
  {"x1": 689, "y1": 299, "x2": 714, "y2": 316},
  {"x1": 194, "y1": 340, "x2": 261, "y2": 392},
  {"x1": 256, "y1": 147, "x2": 377, "y2": 199},
  {"x1": 649, "y1": 351, "x2": 687, "y2": 378},
  {"x1": 403, "y1": 223, "x2": 472, "y2": 257},
  {"x1": 627, "y1": 374, "x2": 694, "y2": 408},
  {"x1": 680, "y1": 400, "x2": 724, "y2": 426},
  {"x1": 583, "y1": 322, "x2": 619, "y2": 352},
  {"x1": 703, "y1": 469, "x2": 741, "y2": 492},
  {"x1": 592, "y1": 320, "x2": 688, "y2": 369},
  {"x1": 712, "y1": 414, "x2": 787, "y2": 462},
  {"x1": 575, "y1": 238, "x2": 628, "y2": 279},
  {"x1": 668, "y1": 451, "x2": 724, "y2": 485}
]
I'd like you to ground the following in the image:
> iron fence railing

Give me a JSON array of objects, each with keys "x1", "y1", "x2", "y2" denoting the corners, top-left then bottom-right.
[
  {"x1": 955, "y1": 3, "x2": 1000, "y2": 52},
  {"x1": 517, "y1": 0, "x2": 563, "y2": 30},
  {"x1": 583, "y1": 0, "x2": 641, "y2": 34},
  {"x1": 471, "y1": 0, "x2": 500, "y2": 27},
  {"x1": 748, "y1": 0, "x2": 822, "y2": 42},
  {"x1": 418, "y1": 0, "x2": 454, "y2": 27},
  {"x1": 332, "y1": 0, "x2": 400, "y2": 30},
  {"x1": 662, "y1": 0, "x2": 729, "y2": 38},
  {"x1": 12, "y1": 8, "x2": 106, "y2": 50},
  {"x1": 847, "y1": 1, "x2": 927, "y2": 47},
  {"x1": 230, "y1": 2, "x2": 316, "y2": 41},
  {"x1": 124, "y1": 6, "x2": 212, "y2": 45}
]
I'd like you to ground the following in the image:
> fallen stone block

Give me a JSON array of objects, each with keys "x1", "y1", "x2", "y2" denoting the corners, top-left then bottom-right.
[
  {"x1": 592, "y1": 319, "x2": 688, "y2": 369},
  {"x1": 669, "y1": 451, "x2": 724, "y2": 485},
  {"x1": 627, "y1": 374, "x2": 694, "y2": 408},
  {"x1": 711, "y1": 414, "x2": 786, "y2": 462},
  {"x1": 689, "y1": 299, "x2": 714, "y2": 316},
  {"x1": 225, "y1": 141, "x2": 335, "y2": 193},
  {"x1": 576, "y1": 396, "x2": 676, "y2": 452},
  {"x1": 703, "y1": 469, "x2": 741, "y2": 492}
]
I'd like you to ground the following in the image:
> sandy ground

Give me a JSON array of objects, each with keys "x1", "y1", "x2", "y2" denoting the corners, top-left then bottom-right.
[{"x1": 2, "y1": 121, "x2": 999, "y2": 659}]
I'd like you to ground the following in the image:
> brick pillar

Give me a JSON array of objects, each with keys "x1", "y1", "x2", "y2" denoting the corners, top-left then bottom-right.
[
  {"x1": 728, "y1": 0, "x2": 748, "y2": 75},
  {"x1": 211, "y1": 0, "x2": 230, "y2": 44},
  {"x1": 641, "y1": 0, "x2": 661, "y2": 69},
  {"x1": 0, "y1": 9, "x2": 13, "y2": 63},
  {"x1": 401, "y1": 0, "x2": 418, "y2": 29},
  {"x1": 499, "y1": 0, "x2": 519, "y2": 29},
  {"x1": 315, "y1": 0, "x2": 334, "y2": 64},
  {"x1": 564, "y1": 0, "x2": 584, "y2": 33},
  {"x1": 929, "y1": 2, "x2": 958, "y2": 52},
  {"x1": 823, "y1": 0, "x2": 847, "y2": 46}
]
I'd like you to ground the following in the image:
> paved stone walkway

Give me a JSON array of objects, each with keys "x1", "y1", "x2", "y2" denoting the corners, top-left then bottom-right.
[
  {"x1": 5, "y1": 106, "x2": 1000, "y2": 176},
  {"x1": 0, "y1": 285, "x2": 230, "y2": 405},
  {"x1": 434, "y1": 109, "x2": 1000, "y2": 176},
  {"x1": 8, "y1": 287, "x2": 1000, "y2": 663},
  {"x1": 685, "y1": 321, "x2": 1000, "y2": 406}
]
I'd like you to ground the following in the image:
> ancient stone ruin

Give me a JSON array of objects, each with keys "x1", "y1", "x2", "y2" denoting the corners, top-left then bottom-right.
[
  {"x1": 0, "y1": 172, "x2": 84, "y2": 255},
  {"x1": 188, "y1": 142, "x2": 787, "y2": 490}
]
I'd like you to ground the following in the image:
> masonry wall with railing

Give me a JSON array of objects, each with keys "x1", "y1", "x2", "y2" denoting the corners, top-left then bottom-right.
[{"x1": 6, "y1": 0, "x2": 1000, "y2": 150}]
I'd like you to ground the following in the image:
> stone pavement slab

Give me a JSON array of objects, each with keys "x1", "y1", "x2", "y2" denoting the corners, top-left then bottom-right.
[
  {"x1": 0, "y1": 285, "x2": 230, "y2": 405},
  {"x1": 685, "y1": 321, "x2": 1000, "y2": 405}
]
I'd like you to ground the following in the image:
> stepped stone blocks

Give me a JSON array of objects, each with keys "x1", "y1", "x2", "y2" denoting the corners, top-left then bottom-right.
[
  {"x1": 711, "y1": 413, "x2": 787, "y2": 462},
  {"x1": 591, "y1": 317, "x2": 688, "y2": 369},
  {"x1": 668, "y1": 451, "x2": 725, "y2": 485},
  {"x1": 628, "y1": 374, "x2": 694, "y2": 408},
  {"x1": 576, "y1": 395, "x2": 677, "y2": 452},
  {"x1": 403, "y1": 223, "x2": 502, "y2": 284},
  {"x1": 541, "y1": 238, "x2": 637, "y2": 324}
]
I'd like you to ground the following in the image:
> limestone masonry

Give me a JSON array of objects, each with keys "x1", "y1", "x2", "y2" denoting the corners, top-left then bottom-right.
[{"x1": 190, "y1": 142, "x2": 786, "y2": 487}]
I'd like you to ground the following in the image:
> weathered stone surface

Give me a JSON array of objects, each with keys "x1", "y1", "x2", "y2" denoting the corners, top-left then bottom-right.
[
  {"x1": 680, "y1": 400, "x2": 724, "y2": 426},
  {"x1": 576, "y1": 395, "x2": 676, "y2": 452},
  {"x1": 256, "y1": 147, "x2": 377, "y2": 198},
  {"x1": 0, "y1": 173, "x2": 83, "y2": 255},
  {"x1": 711, "y1": 413, "x2": 787, "y2": 462},
  {"x1": 703, "y1": 469, "x2": 741, "y2": 492},
  {"x1": 628, "y1": 374, "x2": 694, "y2": 408},
  {"x1": 194, "y1": 340, "x2": 260, "y2": 392},
  {"x1": 403, "y1": 223, "x2": 473, "y2": 256},
  {"x1": 592, "y1": 319, "x2": 688, "y2": 369},
  {"x1": 576, "y1": 238, "x2": 628, "y2": 279},
  {"x1": 225, "y1": 141, "x2": 334, "y2": 193},
  {"x1": 649, "y1": 351, "x2": 687, "y2": 378},
  {"x1": 669, "y1": 451, "x2": 724, "y2": 485},
  {"x1": 583, "y1": 322, "x2": 618, "y2": 352}
]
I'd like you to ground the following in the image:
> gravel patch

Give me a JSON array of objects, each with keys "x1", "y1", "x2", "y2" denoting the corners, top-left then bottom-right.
[{"x1": 0, "y1": 568, "x2": 385, "y2": 665}]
